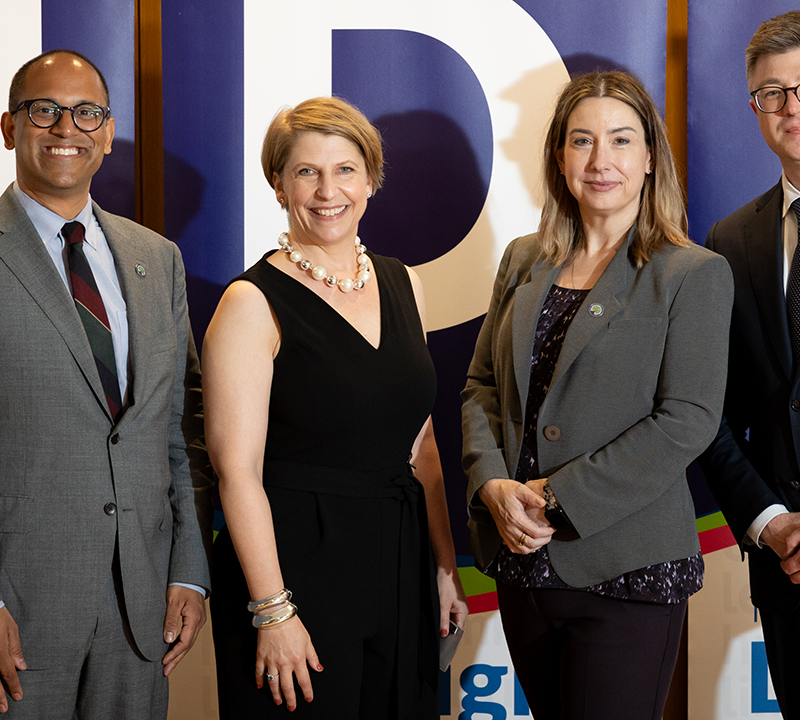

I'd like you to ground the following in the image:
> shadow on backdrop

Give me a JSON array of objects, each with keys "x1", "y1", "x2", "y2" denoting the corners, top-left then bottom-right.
[
  {"x1": 360, "y1": 110, "x2": 488, "y2": 266},
  {"x1": 360, "y1": 109, "x2": 491, "y2": 554},
  {"x1": 92, "y1": 137, "x2": 135, "y2": 221}
]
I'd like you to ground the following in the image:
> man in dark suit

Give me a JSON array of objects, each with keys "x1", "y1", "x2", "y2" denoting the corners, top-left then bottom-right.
[
  {"x1": 0, "y1": 50, "x2": 211, "y2": 718},
  {"x1": 701, "y1": 10, "x2": 800, "y2": 718}
]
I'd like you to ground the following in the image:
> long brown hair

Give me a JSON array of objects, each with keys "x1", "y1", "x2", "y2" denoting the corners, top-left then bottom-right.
[{"x1": 538, "y1": 71, "x2": 688, "y2": 268}]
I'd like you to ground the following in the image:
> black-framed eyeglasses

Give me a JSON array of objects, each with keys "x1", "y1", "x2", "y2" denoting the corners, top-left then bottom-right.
[
  {"x1": 750, "y1": 84, "x2": 800, "y2": 113},
  {"x1": 11, "y1": 99, "x2": 111, "y2": 132}
]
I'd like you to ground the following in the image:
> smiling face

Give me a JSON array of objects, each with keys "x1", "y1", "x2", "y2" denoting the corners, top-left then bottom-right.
[
  {"x1": 557, "y1": 96, "x2": 651, "y2": 228},
  {"x1": 749, "y1": 47, "x2": 800, "y2": 187},
  {"x1": 0, "y1": 52, "x2": 114, "y2": 218},
  {"x1": 273, "y1": 131, "x2": 372, "y2": 249}
]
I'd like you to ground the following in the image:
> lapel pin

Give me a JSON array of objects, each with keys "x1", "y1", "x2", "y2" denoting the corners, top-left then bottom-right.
[
  {"x1": 135, "y1": 263, "x2": 146, "y2": 278},
  {"x1": 588, "y1": 303, "x2": 604, "y2": 317}
]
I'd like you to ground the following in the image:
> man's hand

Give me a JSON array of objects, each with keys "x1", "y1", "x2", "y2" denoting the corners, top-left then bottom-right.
[
  {"x1": 0, "y1": 607, "x2": 25, "y2": 713},
  {"x1": 761, "y1": 512, "x2": 800, "y2": 561},
  {"x1": 161, "y1": 586, "x2": 206, "y2": 677}
]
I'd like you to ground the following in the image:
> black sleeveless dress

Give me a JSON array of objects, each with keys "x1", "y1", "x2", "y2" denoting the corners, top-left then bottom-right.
[{"x1": 212, "y1": 251, "x2": 440, "y2": 719}]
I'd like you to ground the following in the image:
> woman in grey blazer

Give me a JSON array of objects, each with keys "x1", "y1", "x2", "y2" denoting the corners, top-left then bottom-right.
[{"x1": 462, "y1": 72, "x2": 733, "y2": 719}]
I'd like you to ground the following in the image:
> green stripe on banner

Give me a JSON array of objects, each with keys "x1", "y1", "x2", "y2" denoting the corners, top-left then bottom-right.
[
  {"x1": 458, "y1": 564, "x2": 496, "y2": 597},
  {"x1": 696, "y1": 510, "x2": 728, "y2": 533}
]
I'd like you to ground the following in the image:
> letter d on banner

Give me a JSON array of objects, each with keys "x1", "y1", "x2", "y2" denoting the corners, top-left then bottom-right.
[{"x1": 244, "y1": 0, "x2": 567, "y2": 330}]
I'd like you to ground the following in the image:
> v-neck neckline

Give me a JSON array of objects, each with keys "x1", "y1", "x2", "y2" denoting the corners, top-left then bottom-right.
[{"x1": 264, "y1": 249, "x2": 384, "y2": 351}]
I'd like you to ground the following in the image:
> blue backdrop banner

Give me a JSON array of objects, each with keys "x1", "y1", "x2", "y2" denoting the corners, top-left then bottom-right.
[{"x1": 160, "y1": 0, "x2": 668, "y2": 559}]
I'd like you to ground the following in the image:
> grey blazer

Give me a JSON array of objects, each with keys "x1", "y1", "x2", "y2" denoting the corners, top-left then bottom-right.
[
  {"x1": 462, "y1": 230, "x2": 733, "y2": 587},
  {"x1": 0, "y1": 185, "x2": 212, "y2": 668}
]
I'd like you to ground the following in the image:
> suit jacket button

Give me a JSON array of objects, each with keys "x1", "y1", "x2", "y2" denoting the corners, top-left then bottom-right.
[
  {"x1": 104, "y1": 503, "x2": 117, "y2": 516},
  {"x1": 792, "y1": 480, "x2": 800, "y2": 489},
  {"x1": 792, "y1": 400, "x2": 800, "y2": 412},
  {"x1": 111, "y1": 434, "x2": 120, "y2": 444},
  {"x1": 543, "y1": 425, "x2": 561, "y2": 441}
]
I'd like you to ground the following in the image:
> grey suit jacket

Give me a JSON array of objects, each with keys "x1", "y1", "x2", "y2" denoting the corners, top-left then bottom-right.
[
  {"x1": 0, "y1": 185, "x2": 212, "y2": 667},
  {"x1": 462, "y1": 230, "x2": 733, "y2": 587}
]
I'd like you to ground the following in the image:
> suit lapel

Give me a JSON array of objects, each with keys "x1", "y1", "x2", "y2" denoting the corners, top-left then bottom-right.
[
  {"x1": 745, "y1": 184, "x2": 792, "y2": 381},
  {"x1": 549, "y1": 231, "x2": 630, "y2": 390},
  {"x1": 512, "y1": 261, "x2": 559, "y2": 407},
  {"x1": 0, "y1": 187, "x2": 110, "y2": 417}
]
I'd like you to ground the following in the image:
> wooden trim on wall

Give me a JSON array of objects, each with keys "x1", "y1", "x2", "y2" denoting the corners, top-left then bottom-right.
[
  {"x1": 664, "y1": 2, "x2": 690, "y2": 717},
  {"x1": 666, "y1": 0, "x2": 688, "y2": 200},
  {"x1": 135, "y1": 0, "x2": 164, "y2": 234}
]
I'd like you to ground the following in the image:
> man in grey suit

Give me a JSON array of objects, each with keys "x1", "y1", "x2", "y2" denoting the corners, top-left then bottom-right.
[
  {"x1": 0, "y1": 50, "x2": 211, "y2": 717},
  {"x1": 701, "y1": 10, "x2": 800, "y2": 718}
]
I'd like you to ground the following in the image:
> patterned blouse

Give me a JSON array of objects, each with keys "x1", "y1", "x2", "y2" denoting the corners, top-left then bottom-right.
[{"x1": 484, "y1": 284, "x2": 703, "y2": 603}]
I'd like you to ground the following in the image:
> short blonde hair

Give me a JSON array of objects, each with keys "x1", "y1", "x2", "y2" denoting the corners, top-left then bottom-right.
[
  {"x1": 538, "y1": 71, "x2": 688, "y2": 268},
  {"x1": 261, "y1": 96, "x2": 384, "y2": 191}
]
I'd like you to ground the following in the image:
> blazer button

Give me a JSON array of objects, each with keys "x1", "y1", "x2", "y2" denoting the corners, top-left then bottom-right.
[
  {"x1": 543, "y1": 425, "x2": 561, "y2": 441},
  {"x1": 792, "y1": 480, "x2": 800, "y2": 489},
  {"x1": 104, "y1": 503, "x2": 117, "y2": 516},
  {"x1": 792, "y1": 400, "x2": 800, "y2": 412},
  {"x1": 110, "y1": 434, "x2": 120, "y2": 444}
]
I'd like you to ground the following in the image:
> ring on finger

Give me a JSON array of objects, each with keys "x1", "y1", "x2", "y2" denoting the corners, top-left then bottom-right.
[
  {"x1": 267, "y1": 673, "x2": 280, "y2": 682},
  {"x1": 517, "y1": 532, "x2": 527, "y2": 547}
]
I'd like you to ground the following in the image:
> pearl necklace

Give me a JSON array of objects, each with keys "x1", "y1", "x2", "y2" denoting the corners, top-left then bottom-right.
[{"x1": 277, "y1": 232, "x2": 371, "y2": 293}]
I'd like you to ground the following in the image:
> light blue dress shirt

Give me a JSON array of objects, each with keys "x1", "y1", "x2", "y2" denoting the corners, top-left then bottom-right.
[{"x1": 13, "y1": 182, "x2": 130, "y2": 404}]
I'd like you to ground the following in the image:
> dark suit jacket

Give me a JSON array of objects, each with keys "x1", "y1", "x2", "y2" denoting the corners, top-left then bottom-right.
[
  {"x1": 463, "y1": 230, "x2": 733, "y2": 587},
  {"x1": 0, "y1": 185, "x2": 212, "y2": 667},
  {"x1": 700, "y1": 181, "x2": 800, "y2": 613}
]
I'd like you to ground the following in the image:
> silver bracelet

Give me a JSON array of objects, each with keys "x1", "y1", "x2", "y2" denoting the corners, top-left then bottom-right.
[
  {"x1": 247, "y1": 588, "x2": 292, "y2": 613},
  {"x1": 252, "y1": 602, "x2": 297, "y2": 629}
]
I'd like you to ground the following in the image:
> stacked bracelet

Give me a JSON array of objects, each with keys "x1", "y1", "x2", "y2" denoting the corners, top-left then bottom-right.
[
  {"x1": 247, "y1": 588, "x2": 292, "y2": 613},
  {"x1": 252, "y1": 602, "x2": 298, "y2": 629}
]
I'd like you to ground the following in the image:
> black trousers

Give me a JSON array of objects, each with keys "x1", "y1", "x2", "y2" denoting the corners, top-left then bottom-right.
[
  {"x1": 759, "y1": 606, "x2": 800, "y2": 719},
  {"x1": 496, "y1": 583, "x2": 686, "y2": 720}
]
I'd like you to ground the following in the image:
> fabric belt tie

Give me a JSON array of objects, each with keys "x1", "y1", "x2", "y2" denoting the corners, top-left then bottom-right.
[{"x1": 262, "y1": 459, "x2": 440, "y2": 713}]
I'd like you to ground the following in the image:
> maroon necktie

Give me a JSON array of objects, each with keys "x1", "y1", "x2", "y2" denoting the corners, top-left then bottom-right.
[{"x1": 63, "y1": 221, "x2": 122, "y2": 419}]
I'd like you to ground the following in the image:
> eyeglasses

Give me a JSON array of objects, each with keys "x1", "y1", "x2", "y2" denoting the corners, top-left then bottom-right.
[
  {"x1": 12, "y1": 99, "x2": 111, "y2": 132},
  {"x1": 750, "y1": 84, "x2": 800, "y2": 113}
]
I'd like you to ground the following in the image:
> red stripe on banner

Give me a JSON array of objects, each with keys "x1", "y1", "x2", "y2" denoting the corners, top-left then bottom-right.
[
  {"x1": 467, "y1": 591, "x2": 498, "y2": 614},
  {"x1": 699, "y1": 524, "x2": 737, "y2": 554}
]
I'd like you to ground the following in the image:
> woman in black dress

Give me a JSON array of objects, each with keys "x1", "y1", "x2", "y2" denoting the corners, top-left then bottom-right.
[{"x1": 204, "y1": 96, "x2": 467, "y2": 718}]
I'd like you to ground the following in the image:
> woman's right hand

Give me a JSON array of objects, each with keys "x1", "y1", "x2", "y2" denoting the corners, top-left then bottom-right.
[
  {"x1": 255, "y1": 615, "x2": 323, "y2": 711},
  {"x1": 478, "y1": 478, "x2": 555, "y2": 553}
]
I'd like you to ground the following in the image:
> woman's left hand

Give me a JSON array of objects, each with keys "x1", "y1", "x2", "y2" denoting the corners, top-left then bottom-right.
[
  {"x1": 524, "y1": 478, "x2": 548, "y2": 526},
  {"x1": 436, "y1": 567, "x2": 469, "y2": 636}
]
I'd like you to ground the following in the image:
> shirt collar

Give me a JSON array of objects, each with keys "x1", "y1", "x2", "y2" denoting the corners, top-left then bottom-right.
[
  {"x1": 781, "y1": 172, "x2": 800, "y2": 219},
  {"x1": 12, "y1": 181, "x2": 97, "y2": 249}
]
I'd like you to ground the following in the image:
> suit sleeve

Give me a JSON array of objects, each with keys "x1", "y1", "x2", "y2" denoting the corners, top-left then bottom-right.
[
  {"x1": 549, "y1": 251, "x2": 734, "y2": 539},
  {"x1": 165, "y1": 243, "x2": 213, "y2": 591},
  {"x1": 699, "y1": 223, "x2": 785, "y2": 545}
]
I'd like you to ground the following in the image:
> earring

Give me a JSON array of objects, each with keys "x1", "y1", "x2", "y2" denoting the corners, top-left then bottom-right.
[
  {"x1": 279, "y1": 197, "x2": 286, "y2": 205},
  {"x1": 367, "y1": 191, "x2": 372, "y2": 198}
]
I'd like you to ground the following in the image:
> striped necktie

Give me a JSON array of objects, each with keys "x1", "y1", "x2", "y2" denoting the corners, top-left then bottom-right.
[{"x1": 63, "y1": 221, "x2": 122, "y2": 419}]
